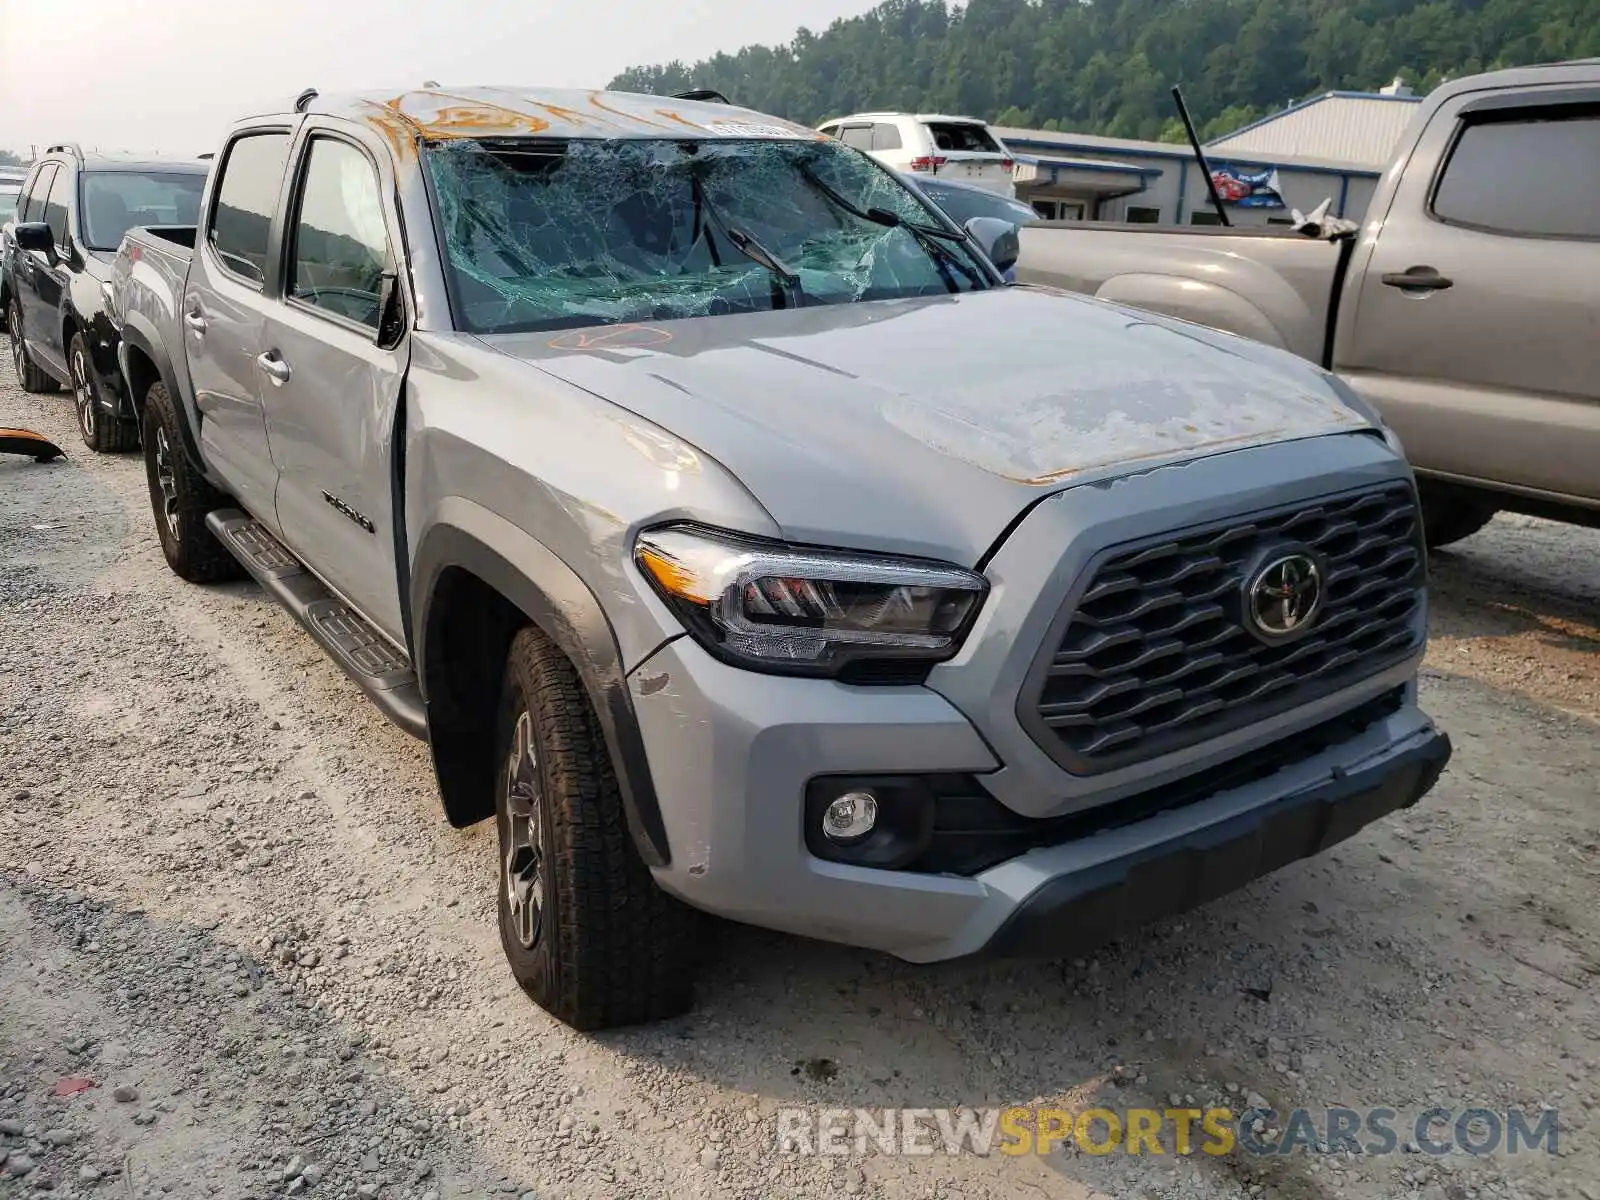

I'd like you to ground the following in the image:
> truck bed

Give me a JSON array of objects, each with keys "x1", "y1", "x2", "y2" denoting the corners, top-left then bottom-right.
[{"x1": 1015, "y1": 222, "x2": 1351, "y2": 364}]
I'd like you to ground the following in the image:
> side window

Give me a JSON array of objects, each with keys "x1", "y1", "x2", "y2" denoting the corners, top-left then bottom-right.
[
  {"x1": 818, "y1": 123, "x2": 840, "y2": 139},
  {"x1": 289, "y1": 138, "x2": 391, "y2": 329},
  {"x1": 840, "y1": 125, "x2": 875, "y2": 151},
  {"x1": 1432, "y1": 108, "x2": 1600, "y2": 239},
  {"x1": 209, "y1": 132, "x2": 292, "y2": 285},
  {"x1": 43, "y1": 167, "x2": 72, "y2": 246},
  {"x1": 21, "y1": 165, "x2": 56, "y2": 222},
  {"x1": 871, "y1": 123, "x2": 903, "y2": 151}
]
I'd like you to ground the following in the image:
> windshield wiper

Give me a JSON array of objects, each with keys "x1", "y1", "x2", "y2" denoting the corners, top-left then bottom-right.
[
  {"x1": 797, "y1": 164, "x2": 985, "y2": 291},
  {"x1": 690, "y1": 174, "x2": 804, "y2": 308}
]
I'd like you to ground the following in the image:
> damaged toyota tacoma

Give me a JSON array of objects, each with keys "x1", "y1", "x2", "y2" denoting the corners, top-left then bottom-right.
[{"x1": 109, "y1": 86, "x2": 1450, "y2": 1030}]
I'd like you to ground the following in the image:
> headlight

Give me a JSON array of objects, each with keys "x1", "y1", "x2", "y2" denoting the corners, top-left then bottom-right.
[{"x1": 634, "y1": 525, "x2": 987, "y2": 679}]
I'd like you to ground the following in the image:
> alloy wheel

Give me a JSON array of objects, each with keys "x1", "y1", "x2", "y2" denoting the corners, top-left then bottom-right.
[
  {"x1": 7, "y1": 307, "x2": 23, "y2": 381},
  {"x1": 152, "y1": 426, "x2": 181, "y2": 540},
  {"x1": 71, "y1": 345, "x2": 96, "y2": 442},
  {"x1": 502, "y1": 709, "x2": 546, "y2": 949}
]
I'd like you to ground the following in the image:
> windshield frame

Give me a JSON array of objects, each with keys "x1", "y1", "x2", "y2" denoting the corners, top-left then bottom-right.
[
  {"x1": 418, "y1": 135, "x2": 999, "y2": 337},
  {"x1": 77, "y1": 169, "x2": 208, "y2": 252}
]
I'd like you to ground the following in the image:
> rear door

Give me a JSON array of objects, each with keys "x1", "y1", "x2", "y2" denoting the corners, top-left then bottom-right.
[
  {"x1": 20, "y1": 164, "x2": 74, "y2": 376},
  {"x1": 9, "y1": 164, "x2": 53, "y2": 347},
  {"x1": 185, "y1": 128, "x2": 295, "y2": 523},
  {"x1": 921, "y1": 121, "x2": 1014, "y2": 196},
  {"x1": 261, "y1": 129, "x2": 408, "y2": 640},
  {"x1": 1336, "y1": 87, "x2": 1600, "y2": 503}
]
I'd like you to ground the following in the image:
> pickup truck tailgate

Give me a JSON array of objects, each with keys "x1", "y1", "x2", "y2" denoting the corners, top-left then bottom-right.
[{"x1": 1016, "y1": 223, "x2": 1348, "y2": 364}]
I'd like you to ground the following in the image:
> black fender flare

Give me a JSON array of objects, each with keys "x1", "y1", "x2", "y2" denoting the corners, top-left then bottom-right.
[
  {"x1": 410, "y1": 507, "x2": 671, "y2": 867},
  {"x1": 117, "y1": 318, "x2": 206, "y2": 471}
]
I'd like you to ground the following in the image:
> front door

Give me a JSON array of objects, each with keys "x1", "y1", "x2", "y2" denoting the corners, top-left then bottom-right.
[
  {"x1": 185, "y1": 130, "x2": 295, "y2": 524},
  {"x1": 263, "y1": 133, "x2": 408, "y2": 641},
  {"x1": 1336, "y1": 86, "x2": 1600, "y2": 503}
]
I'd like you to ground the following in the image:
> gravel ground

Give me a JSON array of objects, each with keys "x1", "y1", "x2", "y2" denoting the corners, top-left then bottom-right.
[{"x1": 2, "y1": 360, "x2": 1596, "y2": 1200}]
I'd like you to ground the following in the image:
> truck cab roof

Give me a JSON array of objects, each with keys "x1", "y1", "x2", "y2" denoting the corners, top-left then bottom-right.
[{"x1": 275, "y1": 87, "x2": 824, "y2": 144}]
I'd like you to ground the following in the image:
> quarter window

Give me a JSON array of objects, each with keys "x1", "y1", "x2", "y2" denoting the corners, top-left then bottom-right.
[
  {"x1": 289, "y1": 139, "x2": 391, "y2": 329},
  {"x1": 1432, "y1": 108, "x2": 1600, "y2": 239},
  {"x1": 209, "y1": 132, "x2": 292, "y2": 285},
  {"x1": 871, "y1": 123, "x2": 904, "y2": 151}
]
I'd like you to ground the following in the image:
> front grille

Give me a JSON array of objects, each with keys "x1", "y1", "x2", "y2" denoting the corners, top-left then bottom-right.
[{"x1": 1023, "y1": 483, "x2": 1423, "y2": 774}]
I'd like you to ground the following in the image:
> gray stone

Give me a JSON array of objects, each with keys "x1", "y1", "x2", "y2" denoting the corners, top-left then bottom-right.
[
  {"x1": 113, "y1": 1085, "x2": 139, "y2": 1103},
  {"x1": 0, "y1": 1119, "x2": 22, "y2": 1136},
  {"x1": 699, "y1": 1146, "x2": 721, "y2": 1171},
  {"x1": 79, "y1": 1166, "x2": 103, "y2": 1183},
  {"x1": 40, "y1": 1128, "x2": 75, "y2": 1146},
  {"x1": 5, "y1": 1153, "x2": 35, "y2": 1177},
  {"x1": 283, "y1": 1155, "x2": 305, "y2": 1180},
  {"x1": 301, "y1": 1163, "x2": 324, "y2": 1187}
]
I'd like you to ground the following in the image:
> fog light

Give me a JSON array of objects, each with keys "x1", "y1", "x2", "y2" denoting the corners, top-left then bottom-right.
[{"x1": 822, "y1": 791, "x2": 878, "y2": 842}]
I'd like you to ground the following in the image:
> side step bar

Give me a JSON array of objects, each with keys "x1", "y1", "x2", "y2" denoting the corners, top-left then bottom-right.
[{"x1": 206, "y1": 509, "x2": 428, "y2": 740}]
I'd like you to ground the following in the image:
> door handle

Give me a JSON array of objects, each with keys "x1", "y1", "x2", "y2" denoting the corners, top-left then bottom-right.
[
  {"x1": 256, "y1": 351, "x2": 292, "y2": 384},
  {"x1": 183, "y1": 310, "x2": 208, "y2": 334},
  {"x1": 1381, "y1": 267, "x2": 1453, "y2": 292}
]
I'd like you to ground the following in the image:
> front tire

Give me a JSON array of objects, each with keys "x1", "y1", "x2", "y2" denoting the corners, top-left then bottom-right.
[
  {"x1": 495, "y1": 626, "x2": 696, "y2": 1030},
  {"x1": 141, "y1": 381, "x2": 244, "y2": 583},
  {"x1": 70, "y1": 333, "x2": 138, "y2": 453},
  {"x1": 1419, "y1": 483, "x2": 1497, "y2": 549},
  {"x1": 8, "y1": 301, "x2": 58, "y2": 394}
]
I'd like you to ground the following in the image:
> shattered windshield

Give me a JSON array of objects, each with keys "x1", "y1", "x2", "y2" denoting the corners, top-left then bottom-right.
[{"x1": 424, "y1": 137, "x2": 993, "y2": 334}]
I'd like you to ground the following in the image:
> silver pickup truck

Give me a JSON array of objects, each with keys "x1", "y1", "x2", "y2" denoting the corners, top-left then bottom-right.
[
  {"x1": 1018, "y1": 60, "x2": 1600, "y2": 547},
  {"x1": 110, "y1": 85, "x2": 1448, "y2": 1030}
]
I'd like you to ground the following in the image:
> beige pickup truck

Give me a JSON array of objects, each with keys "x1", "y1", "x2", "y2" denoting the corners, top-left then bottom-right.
[{"x1": 1017, "y1": 60, "x2": 1599, "y2": 546}]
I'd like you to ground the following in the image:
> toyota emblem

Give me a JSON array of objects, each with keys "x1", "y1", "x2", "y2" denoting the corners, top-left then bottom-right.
[{"x1": 1244, "y1": 552, "x2": 1323, "y2": 642}]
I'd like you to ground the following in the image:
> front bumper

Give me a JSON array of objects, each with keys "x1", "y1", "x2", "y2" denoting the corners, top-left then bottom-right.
[
  {"x1": 985, "y1": 725, "x2": 1450, "y2": 958},
  {"x1": 630, "y1": 634, "x2": 1447, "y2": 963}
]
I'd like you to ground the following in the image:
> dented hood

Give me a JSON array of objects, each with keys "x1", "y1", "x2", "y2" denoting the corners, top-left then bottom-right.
[{"x1": 479, "y1": 286, "x2": 1370, "y2": 565}]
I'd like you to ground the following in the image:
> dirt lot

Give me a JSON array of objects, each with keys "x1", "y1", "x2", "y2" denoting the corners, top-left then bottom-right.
[{"x1": 2, "y1": 364, "x2": 1596, "y2": 1200}]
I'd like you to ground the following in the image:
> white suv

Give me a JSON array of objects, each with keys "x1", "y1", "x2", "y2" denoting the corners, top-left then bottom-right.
[{"x1": 818, "y1": 112, "x2": 1016, "y2": 198}]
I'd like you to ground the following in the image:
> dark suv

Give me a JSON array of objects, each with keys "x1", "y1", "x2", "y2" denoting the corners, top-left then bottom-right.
[{"x1": 2, "y1": 145, "x2": 207, "y2": 452}]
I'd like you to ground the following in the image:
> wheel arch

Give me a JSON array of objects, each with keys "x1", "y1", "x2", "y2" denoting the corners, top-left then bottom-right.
[
  {"x1": 410, "y1": 508, "x2": 671, "y2": 866},
  {"x1": 118, "y1": 320, "x2": 206, "y2": 469}
]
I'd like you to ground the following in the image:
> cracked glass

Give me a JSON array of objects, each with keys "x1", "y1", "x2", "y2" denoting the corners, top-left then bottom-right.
[{"x1": 423, "y1": 136, "x2": 992, "y2": 335}]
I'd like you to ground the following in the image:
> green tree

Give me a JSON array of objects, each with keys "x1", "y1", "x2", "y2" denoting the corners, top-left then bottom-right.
[{"x1": 609, "y1": 0, "x2": 1600, "y2": 137}]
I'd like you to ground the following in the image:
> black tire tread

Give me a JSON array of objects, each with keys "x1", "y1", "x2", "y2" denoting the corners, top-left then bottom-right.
[
  {"x1": 71, "y1": 333, "x2": 139, "y2": 453},
  {"x1": 8, "y1": 301, "x2": 59, "y2": 394},
  {"x1": 1420, "y1": 485, "x2": 1498, "y2": 549},
  {"x1": 141, "y1": 382, "x2": 246, "y2": 583},
  {"x1": 500, "y1": 626, "x2": 696, "y2": 1030}
]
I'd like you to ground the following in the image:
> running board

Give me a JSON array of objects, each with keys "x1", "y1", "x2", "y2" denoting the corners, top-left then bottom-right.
[{"x1": 206, "y1": 509, "x2": 428, "y2": 740}]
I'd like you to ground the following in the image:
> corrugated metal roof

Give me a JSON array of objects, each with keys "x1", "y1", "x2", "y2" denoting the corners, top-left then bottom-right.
[
  {"x1": 993, "y1": 126, "x2": 1380, "y2": 175},
  {"x1": 1206, "y1": 93, "x2": 1423, "y2": 169}
]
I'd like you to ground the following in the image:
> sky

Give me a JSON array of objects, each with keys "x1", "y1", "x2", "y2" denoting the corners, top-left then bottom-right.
[{"x1": 0, "y1": 0, "x2": 884, "y2": 157}]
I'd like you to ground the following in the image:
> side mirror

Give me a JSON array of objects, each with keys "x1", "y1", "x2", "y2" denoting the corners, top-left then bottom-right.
[
  {"x1": 15, "y1": 221, "x2": 55, "y2": 259},
  {"x1": 964, "y1": 216, "x2": 1019, "y2": 276}
]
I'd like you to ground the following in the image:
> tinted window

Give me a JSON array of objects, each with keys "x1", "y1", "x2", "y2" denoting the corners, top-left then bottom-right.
[
  {"x1": 871, "y1": 123, "x2": 903, "y2": 151},
  {"x1": 43, "y1": 167, "x2": 72, "y2": 245},
  {"x1": 918, "y1": 180, "x2": 1035, "y2": 228},
  {"x1": 1190, "y1": 211, "x2": 1224, "y2": 226},
  {"x1": 209, "y1": 133, "x2": 291, "y2": 284},
  {"x1": 1126, "y1": 205, "x2": 1161, "y2": 224},
  {"x1": 289, "y1": 139, "x2": 391, "y2": 329},
  {"x1": 1433, "y1": 110, "x2": 1600, "y2": 238},
  {"x1": 0, "y1": 187, "x2": 19, "y2": 223},
  {"x1": 81, "y1": 171, "x2": 206, "y2": 251},
  {"x1": 22, "y1": 165, "x2": 56, "y2": 223},
  {"x1": 924, "y1": 122, "x2": 1002, "y2": 154},
  {"x1": 840, "y1": 125, "x2": 874, "y2": 151}
]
